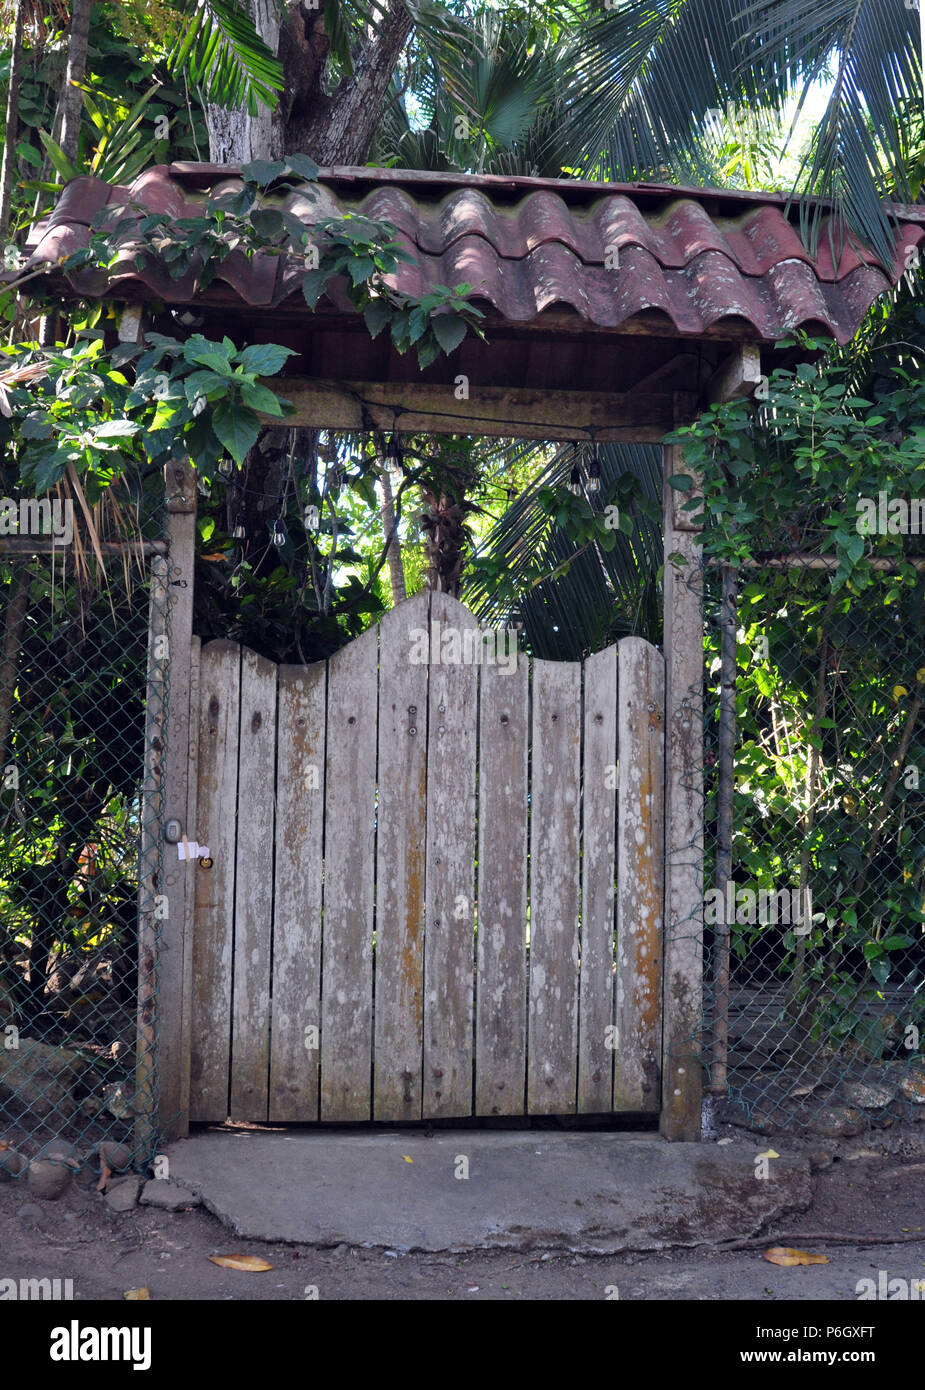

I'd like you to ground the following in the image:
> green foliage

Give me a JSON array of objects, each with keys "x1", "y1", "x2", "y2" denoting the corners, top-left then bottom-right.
[
  {"x1": 667, "y1": 310, "x2": 925, "y2": 1015},
  {"x1": 667, "y1": 333, "x2": 925, "y2": 589},
  {"x1": 36, "y1": 82, "x2": 165, "y2": 188},
  {"x1": 0, "y1": 330, "x2": 297, "y2": 494}
]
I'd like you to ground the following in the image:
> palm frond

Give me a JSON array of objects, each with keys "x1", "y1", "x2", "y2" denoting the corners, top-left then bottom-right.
[
  {"x1": 465, "y1": 442, "x2": 663, "y2": 661},
  {"x1": 558, "y1": 0, "x2": 786, "y2": 183},
  {"x1": 742, "y1": 0, "x2": 921, "y2": 267},
  {"x1": 168, "y1": 0, "x2": 285, "y2": 116}
]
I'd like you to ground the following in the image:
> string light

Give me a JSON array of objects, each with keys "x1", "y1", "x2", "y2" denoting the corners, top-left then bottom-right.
[
  {"x1": 567, "y1": 444, "x2": 582, "y2": 496},
  {"x1": 233, "y1": 515, "x2": 246, "y2": 539},
  {"x1": 386, "y1": 431, "x2": 404, "y2": 468},
  {"x1": 587, "y1": 441, "x2": 601, "y2": 493},
  {"x1": 272, "y1": 519, "x2": 287, "y2": 547},
  {"x1": 217, "y1": 457, "x2": 234, "y2": 478}
]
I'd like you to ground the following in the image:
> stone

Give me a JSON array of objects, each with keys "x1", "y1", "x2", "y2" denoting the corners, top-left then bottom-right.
[
  {"x1": 843, "y1": 1079, "x2": 896, "y2": 1110},
  {"x1": 105, "y1": 1176, "x2": 142, "y2": 1212},
  {"x1": 900, "y1": 1068, "x2": 925, "y2": 1104},
  {"x1": 33, "y1": 1143, "x2": 79, "y2": 1167},
  {"x1": 745, "y1": 1111, "x2": 777, "y2": 1136},
  {"x1": 0, "y1": 1147, "x2": 27, "y2": 1180},
  {"x1": 809, "y1": 1105, "x2": 865, "y2": 1139},
  {"x1": 139, "y1": 1180, "x2": 199, "y2": 1211},
  {"x1": 18, "y1": 1202, "x2": 44, "y2": 1225},
  {"x1": 26, "y1": 1160, "x2": 71, "y2": 1200},
  {"x1": 0, "y1": 1038, "x2": 90, "y2": 1122},
  {"x1": 98, "y1": 1141, "x2": 132, "y2": 1173},
  {"x1": 808, "y1": 1149, "x2": 833, "y2": 1171}
]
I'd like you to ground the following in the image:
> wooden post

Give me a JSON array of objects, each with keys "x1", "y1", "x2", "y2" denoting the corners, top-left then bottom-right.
[
  {"x1": 135, "y1": 554, "x2": 168, "y2": 1160},
  {"x1": 659, "y1": 440, "x2": 704, "y2": 1140},
  {"x1": 158, "y1": 458, "x2": 197, "y2": 1140}
]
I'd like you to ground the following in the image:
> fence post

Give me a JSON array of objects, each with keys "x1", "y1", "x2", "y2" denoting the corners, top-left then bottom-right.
[
  {"x1": 660, "y1": 440, "x2": 704, "y2": 1140},
  {"x1": 158, "y1": 458, "x2": 197, "y2": 1141},
  {"x1": 135, "y1": 554, "x2": 168, "y2": 1160}
]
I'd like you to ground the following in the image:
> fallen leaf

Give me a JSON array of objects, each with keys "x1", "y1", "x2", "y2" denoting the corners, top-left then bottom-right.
[
  {"x1": 402, "y1": 1155, "x2": 413, "y2": 1164},
  {"x1": 757, "y1": 1149, "x2": 780, "y2": 1160},
  {"x1": 209, "y1": 1254, "x2": 273, "y2": 1272},
  {"x1": 96, "y1": 1162, "x2": 111, "y2": 1193},
  {"x1": 124, "y1": 1288, "x2": 151, "y2": 1300},
  {"x1": 0, "y1": 1141, "x2": 9, "y2": 1151},
  {"x1": 763, "y1": 1247, "x2": 829, "y2": 1267}
]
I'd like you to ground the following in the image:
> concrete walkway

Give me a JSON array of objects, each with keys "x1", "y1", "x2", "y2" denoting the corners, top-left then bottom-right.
[{"x1": 167, "y1": 1130, "x2": 811, "y2": 1253}]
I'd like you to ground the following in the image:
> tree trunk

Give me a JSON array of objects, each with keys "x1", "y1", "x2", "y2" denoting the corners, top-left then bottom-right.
[
  {"x1": 204, "y1": 2, "x2": 417, "y2": 598},
  {"x1": 57, "y1": 0, "x2": 93, "y2": 163},
  {"x1": 281, "y1": 0, "x2": 413, "y2": 164},
  {"x1": 205, "y1": 0, "x2": 285, "y2": 162},
  {"x1": 377, "y1": 465, "x2": 406, "y2": 605},
  {"x1": 206, "y1": 0, "x2": 414, "y2": 166},
  {"x1": 0, "y1": 0, "x2": 25, "y2": 243}
]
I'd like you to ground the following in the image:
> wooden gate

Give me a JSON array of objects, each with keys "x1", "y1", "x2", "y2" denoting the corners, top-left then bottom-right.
[{"x1": 188, "y1": 592, "x2": 664, "y2": 1123}]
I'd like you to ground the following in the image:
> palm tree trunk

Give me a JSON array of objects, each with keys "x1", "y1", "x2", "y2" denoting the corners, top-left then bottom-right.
[
  {"x1": 378, "y1": 465, "x2": 406, "y2": 605},
  {"x1": 32, "y1": 0, "x2": 93, "y2": 221},
  {"x1": 0, "y1": 0, "x2": 25, "y2": 243},
  {"x1": 57, "y1": 0, "x2": 93, "y2": 163},
  {"x1": 0, "y1": 564, "x2": 29, "y2": 768}
]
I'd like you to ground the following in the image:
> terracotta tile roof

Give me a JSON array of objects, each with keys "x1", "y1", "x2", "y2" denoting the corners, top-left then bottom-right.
[{"x1": 23, "y1": 164, "x2": 925, "y2": 346}]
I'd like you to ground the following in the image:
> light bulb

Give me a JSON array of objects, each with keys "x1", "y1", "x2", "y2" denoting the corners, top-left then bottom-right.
[
  {"x1": 272, "y1": 519, "x2": 287, "y2": 546},
  {"x1": 568, "y1": 464, "x2": 582, "y2": 496},
  {"x1": 587, "y1": 444, "x2": 601, "y2": 492},
  {"x1": 233, "y1": 515, "x2": 246, "y2": 539}
]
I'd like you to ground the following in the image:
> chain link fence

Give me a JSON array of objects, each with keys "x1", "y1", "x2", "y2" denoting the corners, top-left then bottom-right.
[
  {"x1": 0, "y1": 536, "x2": 168, "y2": 1187},
  {"x1": 701, "y1": 550, "x2": 925, "y2": 1140}
]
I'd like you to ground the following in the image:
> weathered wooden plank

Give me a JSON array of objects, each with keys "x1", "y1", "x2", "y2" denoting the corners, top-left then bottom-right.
[
  {"x1": 475, "y1": 639, "x2": 528, "y2": 1115},
  {"x1": 373, "y1": 593, "x2": 430, "y2": 1120},
  {"x1": 157, "y1": 459, "x2": 196, "y2": 1140},
  {"x1": 423, "y1": 592, "x2": 479, "y2": 1118},
  {"x1": 320, "y1": 623, "x2": 378, "y2": 1120},
  {"x1": 262, "y1": 378, "x2": 681, "y2": 442},
  {"x1": 135, "y1": 554, "x2": 168, "y2": 1159},
  {"x1": 229, "y1": 647, "x2": 277, "y2": 1119},
  {"x1": 190, "y1": 640, "x2": 240, "y2": 1122},
  {"x1": 578, "y1": 644, "x2": 618, "y2": 1113},
  {"x1": 706, "y1": 344, "x2": 763, "y2": 406},
  {"x1": 614, "y1": 637, "x2": 665, "y2": 1112},
  {"x1": 178, "y1": 634, "x2": 201, "y2": 1130},
  {"x1": 527, "y1": 659, "x2": 582, "y2": 1112},
  {"x1": 660, "y1": 441, "x2": 704, "y2": 1140},
  {"x1": 269, "y1": 660, "x2": 326, "y2": 1121}
]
